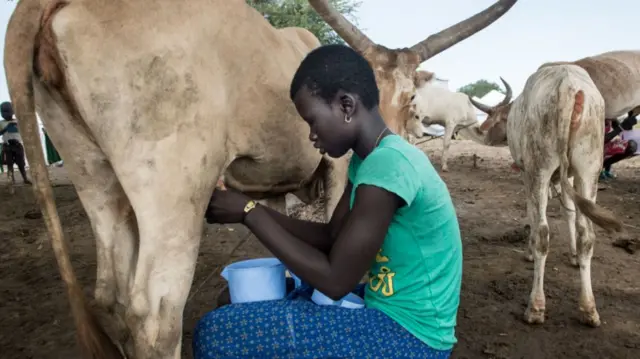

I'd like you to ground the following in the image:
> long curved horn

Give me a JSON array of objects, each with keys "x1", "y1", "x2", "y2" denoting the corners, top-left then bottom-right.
[
  {"x1": 410, "y1": 0, "x2": 518, "y2": 62},
  {"x1": 468, "y1": 95, "x2": 493, "y2": 114},
  {"x1": 307, "y1": 0, "x2": 375, "y2": 54},
  {"x1": 498, "y1": 76, "x2": 513, "y2": 106}
]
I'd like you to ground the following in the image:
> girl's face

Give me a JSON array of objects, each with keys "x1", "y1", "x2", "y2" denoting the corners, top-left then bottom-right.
[{"x1": 293, "y1": 86, "x2": 359, "y2": 158}]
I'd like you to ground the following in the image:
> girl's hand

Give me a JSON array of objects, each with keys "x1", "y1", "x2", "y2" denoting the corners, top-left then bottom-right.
[{"x1": 205, "y1": 187, "x2": 252, "y2": 224}]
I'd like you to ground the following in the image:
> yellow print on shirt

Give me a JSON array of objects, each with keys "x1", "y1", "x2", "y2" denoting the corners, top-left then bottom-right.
[
  {"x1": 375, "y1": 249, "x2": 389, "y2": 263},
  {"x1": 369, "y1": 249, "x2": 395, "y2": 296}
]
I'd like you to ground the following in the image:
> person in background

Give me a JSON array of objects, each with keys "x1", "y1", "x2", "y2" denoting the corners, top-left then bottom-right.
[
  {"x1": 601, "y1": 111, "x2": 638, "y2": 180},
  {"x1": 0, "y1": 101, "x2": 32, "y2": 185},
  {"x1": 194, "y1": 44, "x2": 462, "y2": 359}
]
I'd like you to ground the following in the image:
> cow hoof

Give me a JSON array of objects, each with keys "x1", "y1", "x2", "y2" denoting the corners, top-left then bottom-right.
[
  {"x1": 24, "y1": 210, "x2": 42, "y2": 219},
  {"x1": 569, "y1": 255, "x2": 579, "y2": 268},
  {"x1": 581, "y1": 308, "x2": 601, "y2": 328},
  {"x1": 524, "y1": 306, "x2": 545, "y2": 324},
  {"x1": 524, "y1": 253, "x2": 534, "y2": 262}
]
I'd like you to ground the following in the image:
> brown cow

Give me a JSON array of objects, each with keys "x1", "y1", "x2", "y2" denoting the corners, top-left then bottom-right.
[{"x1": 538, "y1": 50, "x2": 640, "y2": 120}]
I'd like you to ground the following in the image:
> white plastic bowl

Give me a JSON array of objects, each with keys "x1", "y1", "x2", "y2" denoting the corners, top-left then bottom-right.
[
  {"x1": 340, "y1": 292, "x2": 365, "y2": 309},
  {"x1": 311, "y1": 289, "x2": 339, "y2": 306}
]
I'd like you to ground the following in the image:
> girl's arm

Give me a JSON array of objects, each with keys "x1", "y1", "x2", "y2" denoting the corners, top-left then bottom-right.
[
  {"x1": 244, "y1": 184, "x2": 401, "y2": 300},
  {"x1": 256, "y1": 182, "x2": 353, "y2": 254}
]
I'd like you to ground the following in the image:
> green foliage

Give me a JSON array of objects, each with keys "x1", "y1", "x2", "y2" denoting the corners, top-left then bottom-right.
[
  {"x1": 247, "y1": 0, "x2": 362, "y2": 45},
  {"x1": 457, "y1": 79, "x2": 505, "y2": 99}
]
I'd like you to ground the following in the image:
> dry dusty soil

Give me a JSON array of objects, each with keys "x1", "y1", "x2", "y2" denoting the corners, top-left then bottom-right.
[{"x1": 1, "y1": 140, "x2": 639, "y2": 359}]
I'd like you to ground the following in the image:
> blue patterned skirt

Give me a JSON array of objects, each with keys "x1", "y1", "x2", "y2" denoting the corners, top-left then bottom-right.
[{"x1": 192, "y1": 283, "x2": 452, "y2": 359}]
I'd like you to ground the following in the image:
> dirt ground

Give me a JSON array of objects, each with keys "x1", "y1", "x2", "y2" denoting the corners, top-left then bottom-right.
[{"x1": 0, "y1": 139, "x2": 639, "y2": 359}]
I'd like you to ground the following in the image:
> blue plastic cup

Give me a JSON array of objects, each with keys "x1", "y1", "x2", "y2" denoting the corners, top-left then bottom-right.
[{"x1": 221, "y1": 257, "x2": 286, "y2": 303}]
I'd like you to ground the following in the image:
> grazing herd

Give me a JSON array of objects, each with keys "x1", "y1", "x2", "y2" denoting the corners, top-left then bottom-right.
[{"x1": 2, "y1": 0, "x2": 637, "y2": 358}]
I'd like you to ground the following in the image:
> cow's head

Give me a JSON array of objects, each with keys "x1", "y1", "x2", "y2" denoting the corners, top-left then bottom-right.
[
  {"x1": 403, "y1": 70, "x2": 439, "y2": 138},
  {"x1": 404, "y1": 103, "x2": 425, "y2": 139},
  {"x1": 307, "y1": 0, "x2": 519, "y2": 139},
  {"x1": 468, "y1": 77, "x2": 513, "y2": 146}
]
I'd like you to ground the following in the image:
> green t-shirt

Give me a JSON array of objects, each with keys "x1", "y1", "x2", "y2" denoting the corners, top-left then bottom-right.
[{"x1": 348, "y1": 134, "x2": 463, "y2": 351}]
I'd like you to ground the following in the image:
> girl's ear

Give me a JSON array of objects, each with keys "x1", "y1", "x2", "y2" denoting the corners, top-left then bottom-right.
[{"x1": 339, "y1": 93, "x2": 356, "y2": 118}]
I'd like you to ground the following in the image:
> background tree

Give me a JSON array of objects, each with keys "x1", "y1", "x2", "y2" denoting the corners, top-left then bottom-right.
[
  {"x1": 457, "y1": 79, "x2": 505, "y2": 98},
  {"x1": 247, "y1": 0, "x2": 363, "y2": 45}
]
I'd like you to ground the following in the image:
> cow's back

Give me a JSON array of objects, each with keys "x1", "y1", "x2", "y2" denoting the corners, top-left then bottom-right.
[
  {"x1": 45, "y1": 0, "x2": 323, "y2": 188},
  {"x1": 517, "y1": 65, "x2": 600, "y2": 121},
  {"x1": 508, "y1": 65, "x2": 604, "y2": 168},
  {"x1": 542, "y1": 50, "x2": 640, "y2": 119},
  {"x1": 454, "y1": 92, "x2": 478, "y2": 124},
  {"x1": 574, "y1": 50, "x2": 640, "y2": 118},
  {"x1": 415, "y1": 85, "x2": 473, "y2": 123},
  {"x1": 278, "y1": 27, "x2": 321, "y2": 54}
]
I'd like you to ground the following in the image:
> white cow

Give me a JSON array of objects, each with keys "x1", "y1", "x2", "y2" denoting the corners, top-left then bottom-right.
[
  {"x1": 406, "y1": 71, "x2": 505, "y2": 171},
  {"x1": 4, "y1": 0, "x2": 519, "y2": 358},
  {"x1": 474, "y1": 64, "x2": 623, "y2": 327}
]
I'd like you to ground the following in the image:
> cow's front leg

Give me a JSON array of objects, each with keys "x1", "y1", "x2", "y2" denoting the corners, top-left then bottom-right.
[{"x1": 440, "y1": 124, "x2": 455, "y2": 172}]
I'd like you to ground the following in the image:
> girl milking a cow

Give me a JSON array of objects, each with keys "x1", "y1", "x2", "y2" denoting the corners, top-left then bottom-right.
[{"x1": 195, "y1": 44, "x2": 463, "y2": 358}]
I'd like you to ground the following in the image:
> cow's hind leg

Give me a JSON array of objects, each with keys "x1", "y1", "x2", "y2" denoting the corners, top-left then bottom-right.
[
  {"x1": 523, "y1": 170, "x2": 552, "y2": 325},
  {"x1": 560, "y1": 182, "x2": 578, "y2": 267},
  {"x1": 34, "y1": 83, "x2": 137, "y2": 347},
  {"x1": 549, "y1": 170, "x2": 577, "y2": 265},
  {"x1": 574, "y1": 173, "x2": 601, "y2": 327},
  {"x1": 121, "y1": 145, "x2": 226, "y2": 359}
]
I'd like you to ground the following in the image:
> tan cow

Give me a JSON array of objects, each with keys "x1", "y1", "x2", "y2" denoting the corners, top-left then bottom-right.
[
  {"x1": 538, "y1": 50, "x2": 640, "y2": 120},
  {"x1": 4, "y1": 0, "x2": 519, "y2": 358},
  {"x1": 471, "y1": 64, "x2": 623, "y2": 327},
  {"x1": 6, "y1": 1, "x2": 348, "y2": 358},
  {"x1": 471, "y1": 50, "x2": 640, "y2": 124}
]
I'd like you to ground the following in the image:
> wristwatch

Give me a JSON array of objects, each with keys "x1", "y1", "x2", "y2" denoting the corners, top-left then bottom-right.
[{"x1": 242, "y1": 200, "x2": 257, "y2": 222}]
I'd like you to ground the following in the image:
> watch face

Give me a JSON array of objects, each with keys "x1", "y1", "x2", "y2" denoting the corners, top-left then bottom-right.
[{"x1": 245, "y1": 201, "x2": 256, "y2": 212}]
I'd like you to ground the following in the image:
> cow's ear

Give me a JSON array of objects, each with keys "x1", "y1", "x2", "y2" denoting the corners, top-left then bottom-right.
[{"x1": 480, "y1": 116, "x2": 499, "y2": 131}]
